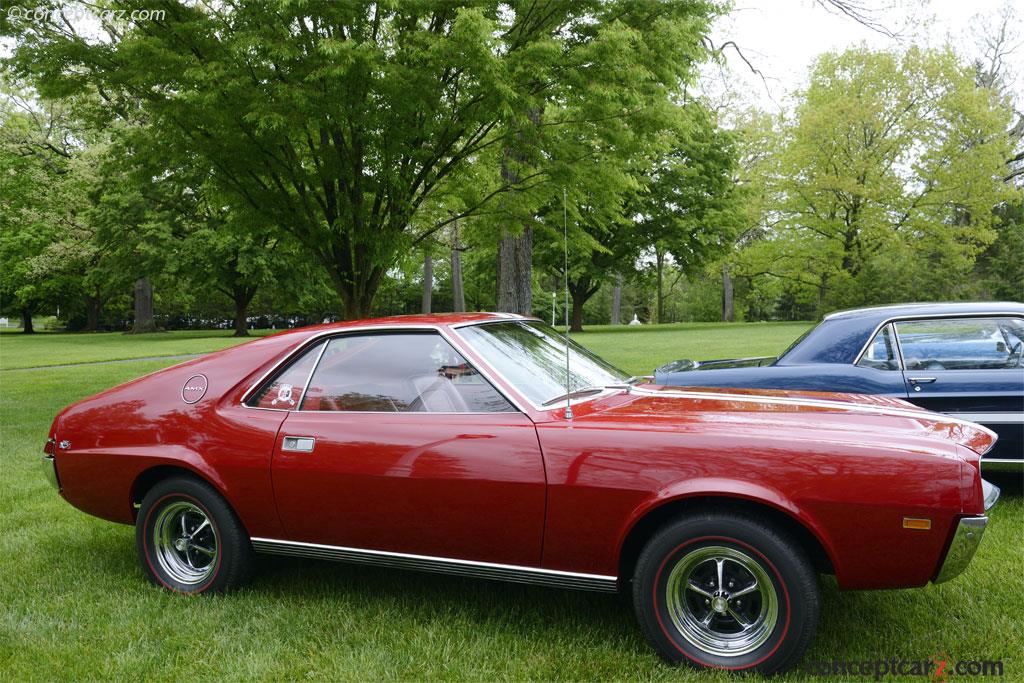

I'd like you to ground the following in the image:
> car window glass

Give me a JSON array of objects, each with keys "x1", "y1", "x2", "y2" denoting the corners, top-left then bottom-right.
[
  {"x1": 301, "y1": 332, "x2": 514, "y2": 413},
  {"x1": 857, "y1": 324, "x2": 899, "y2": 370},
  {"x1": 999, "y1": 318, "x2": 1024, "y2": 368},
  {"x1": 457, "y1": 321, "x2": 631, "y2": 406},
  {"x1": 896, "y1": 318, "x2": 1018, "y2": 370},
  {"x1": 246, "y1": 340, "x2": 325, "y2": 409}
]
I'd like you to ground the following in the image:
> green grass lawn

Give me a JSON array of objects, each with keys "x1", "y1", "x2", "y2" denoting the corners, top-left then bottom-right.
[
  {"x1": 1, "y1": 325, "x2": 1021, "y2": 680},
  {"x1": 0, "y1": 329, "x2": 273, "y2": 370}
]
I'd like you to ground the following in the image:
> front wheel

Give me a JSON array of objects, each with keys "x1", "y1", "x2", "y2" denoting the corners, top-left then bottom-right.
[
  {"x1": 632, "y1": 512, "x2": 820, "y2": 674},
  {"x1": 136, "y1": 476, "x2": 253, "y2": 593}
]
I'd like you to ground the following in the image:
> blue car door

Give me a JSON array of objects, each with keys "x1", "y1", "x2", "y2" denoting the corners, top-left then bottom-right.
[{"x1": 895, "y1": 317, "x2": 1024, "y2": 466}]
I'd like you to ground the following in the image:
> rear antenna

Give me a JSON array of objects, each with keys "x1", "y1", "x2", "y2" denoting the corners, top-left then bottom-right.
[{"x1": 563, "y1": 187, "x2": 573, "y2": 420}]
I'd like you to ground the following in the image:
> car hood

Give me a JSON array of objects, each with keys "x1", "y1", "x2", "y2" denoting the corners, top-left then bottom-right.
[{"x1": 569, "y1": 384, "x2": 997, "y2": 457}]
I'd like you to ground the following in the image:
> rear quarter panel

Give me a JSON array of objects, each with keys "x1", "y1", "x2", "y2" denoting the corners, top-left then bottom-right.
[{"x1": 52, "y1": 331, "x2": 308, "y2": 536}]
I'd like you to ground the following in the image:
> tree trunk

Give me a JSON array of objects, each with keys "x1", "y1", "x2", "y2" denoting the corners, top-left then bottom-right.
[
  {"x1": 570, "y1": 291, "x2": 585, "y2": 333},
  {"x1": 655, "y1": 248, "x2": 665, "y2": 324},
  {"x1": 721, "y1": 262, "x2": 734, "y2": 322},
  {"x1": 496, "y1": 227, "x2": 533, "y2": 315},
  {"x1": 421, "y1": 251, "x2": 433, "y2": 314},
  {"x1": 20, "y1": 307, "x2": 34, "y2": 334},
  {"x1": 129, "y1": 277, "x2": 158, "y2": 334},
  {"x1": 451, "y1": 222, "x2": 465, "y2": 312},
  {"x1": 611, "y1": 274, "x2": 622, "y2": 325},
  {"x1": 84, "y1": 291, "x2": 102, "y2": 332},
  {"x1": 233, "y1": 286, "x2": 256, "y2": 337},
  {"x1": 327, "y1": 263, "x2": 385, "y2": 320},
  {"x1": 495, "y1": 107, "x2": 541, "y2": 316}
]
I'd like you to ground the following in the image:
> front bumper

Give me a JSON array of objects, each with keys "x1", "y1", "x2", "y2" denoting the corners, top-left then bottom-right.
[{"x1": 933, "y1": 480, "x2": 1000, "y2": 584}]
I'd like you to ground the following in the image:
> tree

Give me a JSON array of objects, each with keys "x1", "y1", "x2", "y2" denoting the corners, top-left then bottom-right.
[
  {"x1": 9, "y1": 1, "x2": 726, "y2": 320},
  {"x1": 0, "y1": 94, "x2": 84, "y2": 332},
  {"x1": 631, "y1": 105, "x2": 742, "y2": 324},
  {"x1": 489, "y1": 2, "x2": 724, "y2": 315},
  {"x1": 741, "y1": 47, "x2": 1014, "y2": 314}
]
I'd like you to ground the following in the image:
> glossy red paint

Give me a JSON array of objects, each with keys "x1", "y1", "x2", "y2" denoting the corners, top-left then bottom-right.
[{"x1": 48, "y1": 313, "x2": 992, "y2": 591}]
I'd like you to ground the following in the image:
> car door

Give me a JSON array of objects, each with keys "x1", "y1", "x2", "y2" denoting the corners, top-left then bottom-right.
[
  {"x1": 895, "y1": 316, "x2": 1024, "y2": 464},
  {"x1": 267, "y1": 330, "x2": 547, "y2": 567}
]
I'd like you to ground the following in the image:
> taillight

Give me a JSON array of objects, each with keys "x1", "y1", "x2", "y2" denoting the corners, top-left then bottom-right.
[{"x1": 44, "y1": 438, "x2": 55, "y2": 455}]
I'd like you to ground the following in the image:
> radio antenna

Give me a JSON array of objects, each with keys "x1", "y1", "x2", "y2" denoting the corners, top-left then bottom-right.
[{"x1": 563, "y1": 187, "x2": 573, "y2": 420}]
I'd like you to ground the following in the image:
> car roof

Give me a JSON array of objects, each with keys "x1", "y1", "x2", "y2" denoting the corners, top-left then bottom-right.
[
  {"x1": 259, "y1": 312, "x2": 533, "y2": 342},
  {"x1": 778, "y1": 302, "x2": 1024, "y2": 366},
  {"x1": 823, "y1": 301, "x2": 1024, "y2": 322}
]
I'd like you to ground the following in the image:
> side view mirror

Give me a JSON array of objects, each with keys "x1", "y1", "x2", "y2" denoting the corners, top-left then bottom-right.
[{"x1": 996, "y1": 341, "x2": 1006, "y2": 353}]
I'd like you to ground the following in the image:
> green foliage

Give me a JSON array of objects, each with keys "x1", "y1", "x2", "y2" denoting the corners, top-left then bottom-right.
[
  {"x1": 8, "y1": 0, "x2": 727, "y2": 318},
  {"x1": 735, "y1": 46, "x2": 1016, "y2": 317}
]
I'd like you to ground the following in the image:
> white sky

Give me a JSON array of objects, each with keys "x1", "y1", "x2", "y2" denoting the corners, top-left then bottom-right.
[{"x1": 703, "y1": 0, "x2": 1024, "y2": 112}]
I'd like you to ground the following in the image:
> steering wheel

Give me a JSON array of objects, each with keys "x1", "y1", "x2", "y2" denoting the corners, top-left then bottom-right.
[{"x1": 1009, "y1": 341, "x2": 1023, "y2": 368}]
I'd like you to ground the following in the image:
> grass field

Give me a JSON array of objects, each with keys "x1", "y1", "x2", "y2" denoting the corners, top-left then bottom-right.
[{"x1": 1, "y1": 324, "x2": 1021, "y2": 681}]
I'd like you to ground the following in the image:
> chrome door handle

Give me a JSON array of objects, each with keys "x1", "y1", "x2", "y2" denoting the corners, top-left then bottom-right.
[
  {"x1": 908, "y1": 377, "x2": 937, "y2": 384},
  {"x1": 281, "y1": 436, "x2": 315, "y2": 452}
]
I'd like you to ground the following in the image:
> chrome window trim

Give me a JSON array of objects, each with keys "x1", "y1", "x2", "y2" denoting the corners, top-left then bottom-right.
[
  {"x1": 250, "y1": 537, "x2": 618, "y2": 592},
  {"x1": 855, "y1": 322, "x2": 903, "y2": 371},
  {"x1": 451, "y1": 318, "x2": 629, "y2": 413},
  {"x1": 296, "y1": 340, "x2": 329, "y2": 410},
  {"x1": 851, "y1": 313, "x2": 1024, "y2": 368},
  {"x1": 240, "y1": 323, "x2": 529, "y2": 415}
]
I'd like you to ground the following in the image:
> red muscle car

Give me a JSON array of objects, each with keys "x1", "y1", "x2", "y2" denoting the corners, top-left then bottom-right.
[{"x1": 43, "y1": 313, "x2": 1000, "y2": 674}]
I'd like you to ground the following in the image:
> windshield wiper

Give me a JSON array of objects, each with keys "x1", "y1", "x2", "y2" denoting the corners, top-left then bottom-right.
[{"x1": 542, "y1": 387, "x2": 605, "y2": 407}]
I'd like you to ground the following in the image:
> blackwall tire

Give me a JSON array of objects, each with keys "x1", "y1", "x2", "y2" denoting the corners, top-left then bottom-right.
[
  {"x1": 136, "y1": 476, "x2": 253, "y2": 594},
  {"x1": 632, "y1": 511, "x2": 820, "y2": 674}
]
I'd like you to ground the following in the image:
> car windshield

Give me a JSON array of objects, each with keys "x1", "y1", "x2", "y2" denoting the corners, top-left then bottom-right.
[{"x1": 457, "y1": 321, "x2": 632, "y2": 407}]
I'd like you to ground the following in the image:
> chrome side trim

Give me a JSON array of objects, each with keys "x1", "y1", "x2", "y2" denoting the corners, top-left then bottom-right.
[
  {"x1": 250, "y1": 537, "x2": 618, "y2": 592},
  {"x1": 981, "y1": 458, "x2": 1024, "y2": 472},
  {"x1": 933, "y1": 516, "x2": 988, "y2": 584},
  {"x1": 950, "y1": 412, "x2": 1024, "y2": 424}
]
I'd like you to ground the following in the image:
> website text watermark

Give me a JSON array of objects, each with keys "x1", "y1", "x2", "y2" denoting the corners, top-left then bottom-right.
[{"x1": 7, "y1": 6, "x2": 166, "y2": 23}]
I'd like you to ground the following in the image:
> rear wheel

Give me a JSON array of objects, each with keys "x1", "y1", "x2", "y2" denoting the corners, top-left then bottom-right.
[
  {"x1": 136, "y1": 476, "x2": 253, "y2": 593},
  {"x1": 632, "y1": 512, "x2": 819, "y2": 674}
]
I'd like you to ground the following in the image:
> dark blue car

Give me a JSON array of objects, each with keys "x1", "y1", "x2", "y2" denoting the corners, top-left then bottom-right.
[{"x1": 655, "y1": 302, "x2": 1024, "y2": 470}]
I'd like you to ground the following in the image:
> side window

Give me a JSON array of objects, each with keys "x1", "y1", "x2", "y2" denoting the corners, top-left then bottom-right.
[
  {"x1": 895, "y1": 318, "x2": 1017, "y2": 370},
  {"x1": 857, "y1": 324, "x2": 899, "y2": 370},
  {"x1": 1000, "y1": 318, "x2": 1024, "y2": 367},
  {"x1": 246, "y1": 340, "x2": 325, "y2": 409},
  {"x1": 301, "y1": 332, "x2": 514, "y2": 413}
]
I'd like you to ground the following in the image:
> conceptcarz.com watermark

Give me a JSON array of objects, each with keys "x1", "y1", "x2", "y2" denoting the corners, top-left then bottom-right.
[
  {"x1": 804, "y1": 657, "x2": 1005, "y2": 681},
  {"x1": 7, "y1": 5, "x2": 166, "y2": 23}
]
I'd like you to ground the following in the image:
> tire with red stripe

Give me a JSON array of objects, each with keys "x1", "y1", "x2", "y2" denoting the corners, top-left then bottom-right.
[
  {"x1": 632, "y1": 512, "x2": 819, "y2": 674},
  {"x1": 136, "y1": 476, "x2": 253, "y2": 594}
]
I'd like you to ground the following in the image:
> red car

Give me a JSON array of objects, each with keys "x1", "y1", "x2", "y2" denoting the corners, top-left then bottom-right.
[{"x1": 44, "y1": 313, "x2": 999, "y2": 674}]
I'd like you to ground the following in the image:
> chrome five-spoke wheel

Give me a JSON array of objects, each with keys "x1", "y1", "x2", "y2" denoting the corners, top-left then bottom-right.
[
  {"x1": 633, "y1": 513, "x2": 820, "y2": 674},
  {"x1": 137, "y1": 477, "x2": 252, "y2": 594},
  {"x1": 152, "y1": 501, "x2": 219, "y2": 586},
  {"x1": 665, "y1": 545, "x2": 778, "y2": 657}
]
